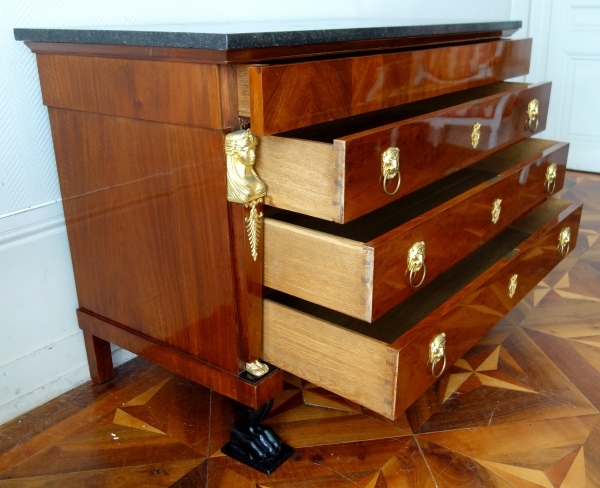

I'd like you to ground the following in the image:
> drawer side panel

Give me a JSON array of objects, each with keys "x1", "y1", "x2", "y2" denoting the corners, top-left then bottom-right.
[
  {"x1": 264, "y1": 219, "x2": 373, "y2": 320},
  {"x1": 256, "y1": 137, "x2": 344, "y2": 222},
  {"x1": 263, "y1": 300, "x2": 397, "y2": 418}
]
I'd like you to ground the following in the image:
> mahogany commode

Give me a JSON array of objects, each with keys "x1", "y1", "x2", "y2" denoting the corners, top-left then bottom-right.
[{"x1": 14, "y1": 20, "x2": 580, "y2": 473}]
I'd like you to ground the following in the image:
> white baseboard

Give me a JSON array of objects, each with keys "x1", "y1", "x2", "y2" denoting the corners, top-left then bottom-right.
[
  {"x1": 0, "y1": 201, "x2": 137, "y2": 426},
  {"x1": 0, "y1": 331, "x2": 136, "y2": 426}
]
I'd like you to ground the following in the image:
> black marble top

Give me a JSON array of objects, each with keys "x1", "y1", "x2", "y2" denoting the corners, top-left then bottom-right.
[{"x1": 14, "y1": 19, "x2": 520, "y2": 51}]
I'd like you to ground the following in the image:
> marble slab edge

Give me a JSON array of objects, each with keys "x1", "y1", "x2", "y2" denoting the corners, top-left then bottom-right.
[{"x1": 14, "y1": 21, "x2": 521, "y2": 51}]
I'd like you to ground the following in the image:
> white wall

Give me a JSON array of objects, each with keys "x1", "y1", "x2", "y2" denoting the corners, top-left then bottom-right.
[{"x1": 0, "y1": 0, "x2": 515, "y2": 425}]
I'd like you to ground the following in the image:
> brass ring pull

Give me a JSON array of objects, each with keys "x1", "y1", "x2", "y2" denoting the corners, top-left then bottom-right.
[
  {"x1": 526, "y1": 99, "x2": 540, "y2": 132},
  {"x1": 407, "y1": 241, "x2": 426, "y2": 288},
  {"x1": 409, "y1": 264, "x2": 427, "y2": 288},
  {"x1": 545, "y1": 163, "x2": 557, "y2": 194},
  {"x1": 381, "y1": 147, "x2": 401, "y2": 196},
  {"x1": 557, "y1": 226, "x2": 571, "y2": 257},
  {"x1": 383, "y1": 170, "x2": 401, "y2": 195},
  {"x1": 431, "y1": 354, "x2": 447, "y2": 379},
  {"x1": 428, "y1": 333, "x2": 447, "y2": 379}
]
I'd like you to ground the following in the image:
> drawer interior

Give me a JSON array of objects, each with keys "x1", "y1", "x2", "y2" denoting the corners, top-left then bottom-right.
[
  {"x1": 267, "y1": 138, "x2": 561, "y2": 245},
  {"x1": 266, "y1": 197, "x2": 573, "y2": 344},
  {"x1": 279, "y1": 81, "x2": 529, "y2": 143}
]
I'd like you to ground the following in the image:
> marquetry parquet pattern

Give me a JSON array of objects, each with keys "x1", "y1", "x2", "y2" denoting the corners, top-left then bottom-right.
[{"x1": 1, "y1": 171, "x2": 599, "y2": 487}]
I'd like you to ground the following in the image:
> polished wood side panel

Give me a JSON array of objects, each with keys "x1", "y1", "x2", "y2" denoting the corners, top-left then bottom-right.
[
  {"x1": 25, "y1": 30, "x2": 511, "y2": 64},
  {"x1": 82, "y1": 331, "x2": 115, "y2": 383},
  {"x1": 78, "y1": 311, "x2": 282, "y2": 409},
  {"x1": 218, "y1": 64, "x2": 241, "y2": 129},
  {"x1": 36, "y1": 54, "x2": 223, "y2": 128},
  {"x1": 248, "y1": 38, "x2": 532, "y2": 135},
  {"x1": 370, "y1": 140, "x2": 568, "y2": 320},
  {"x1": 255, "y1": 136, "x2": 344, "y2": 222},
  {"x1": 342, "y1": 81, "x2": 551, "y2": 221},
  {"x1": 264, "y1": 219, "x2": 374, "y2": 320},
  {"x1": 229, "y1": 201, "x2": 264, "y2": 363},
  {"x1": 390, "y1": 200, "x2": 583, "y2": 415},
  {"x1": 262, "y1": 300, "x2": 398, "y2": 418},
  {"x1": 50, "y1": 109, "x2": 242, "y2": 375}
]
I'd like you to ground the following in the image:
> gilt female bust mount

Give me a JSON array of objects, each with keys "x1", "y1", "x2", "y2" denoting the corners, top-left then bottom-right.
[{"x1": 225, "y1": 129, "x2": 266, "y2": 204}]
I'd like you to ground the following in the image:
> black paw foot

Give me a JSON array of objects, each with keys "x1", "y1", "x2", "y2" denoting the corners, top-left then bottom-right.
[{"x1": 222, "y1": 399, "x2": 295, "y2": 475}]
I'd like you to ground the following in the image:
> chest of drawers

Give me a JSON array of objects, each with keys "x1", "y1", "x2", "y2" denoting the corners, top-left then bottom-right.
[{"x1": 16, "y1": 19, "x2": 581, "y2": 471}]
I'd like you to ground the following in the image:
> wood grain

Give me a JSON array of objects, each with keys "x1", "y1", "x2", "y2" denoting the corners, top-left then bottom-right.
[
  {"x1": 82, "y1": 331, "x2": 115, "y2": 383},
  {"x1": 37, "y1": 54, "x2": 223, "y2": 128},
  {"x1": 263, "y1": 199, "x2": 582, "y2": 419},
  {"x1": 369, "y1": 139, "x2": 569, "y2": 319},
  {"x1": 265, "y1": 139, "x2": 568, "y2": 321},
  {"x1": 229, "y1": 201, "x2": 264, "y2": 363},
  {"x1": 264, "y1": 218, "x2": 374, "y2": 320},
  {"x1": 389, "y1": 199, "x2": 582, "y2": 415},
  {"x1": 255, "y1": 136, "x2": 344, "y2": 222},
  {"x1": 1, "y1": 173, "x2": 598, "y2": 487},
  {"x1": 218, "y1": 64, "x2": 241, "y2": 129},
  {"x1": 262, "y1": 299, "x2": 397, "y2": 419},
  {"x1": 248, "y1": 38, "x2": 532, "y2": 135},
  {"x1": 78, "y1": 310, "x2": 282, "y2": 409},
  {"x1": 257, "y1": 82, "x2": 551, "y2": 222},
  {"x1": 50, "y1": 109, "x2": 242, "y2": 375}
]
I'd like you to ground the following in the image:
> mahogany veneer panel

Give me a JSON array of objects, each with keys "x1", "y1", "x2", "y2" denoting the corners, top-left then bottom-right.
[
  {"x1": 37, "y1": 54, "x2": 223, "y2": 128},
  {"x1": 265, "y1": 139, "x2": 568, "y2": 321},
  {"x1": 77, "y1": 311, "x2": 282, "y2": 409},
  {"x1": 50, "y1": 108, "x2": 242, "y2": 374},
  {"x1": 82, "y1": 332, "x2": 115, "y2": 383},
  {"x1": 257, "y1": 81, "x2": 550, "y2": 222},
  {"x1": 263, "y1": 199, "x2": 582, "y2": 419},
  {"x1": 246, "y1": 38, "x2": 532, "y2": 135}
]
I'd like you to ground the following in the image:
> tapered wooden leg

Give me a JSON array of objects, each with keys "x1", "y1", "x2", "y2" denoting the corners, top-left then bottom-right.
[{"x1": 83, "y1": 331, "x2": 115, "y2": 383}]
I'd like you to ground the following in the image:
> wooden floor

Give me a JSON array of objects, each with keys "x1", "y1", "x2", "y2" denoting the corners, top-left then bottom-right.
[{"x1": 1, "y1": 171, "x2": 600, "y2": 487}]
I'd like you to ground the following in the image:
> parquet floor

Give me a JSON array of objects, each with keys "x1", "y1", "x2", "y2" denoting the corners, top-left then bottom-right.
[{"x1": 1, "y1": 171, "x2": 600, "y2": 487}]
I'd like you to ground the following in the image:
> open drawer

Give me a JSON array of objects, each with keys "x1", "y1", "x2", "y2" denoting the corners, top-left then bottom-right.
[
  {"x1": 256, "y1": 81, "x2": 550, "y2": 222},
  {"x1": 263, "y1": 199, "x2": 582, "y2": 420},
  {"x1": 265, "y1": 139, "x2": 568, "y2": 322},
  {"x1": 240, "y1": 38, "x2": 532, "y2": 135}
]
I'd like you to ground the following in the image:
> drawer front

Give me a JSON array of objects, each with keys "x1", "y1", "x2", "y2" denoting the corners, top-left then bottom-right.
[
  {"x1": 265, "y1": 140, "x2": 567, "y2": 322},
  {"x1": 342, "y1": 82, "x2": 551, "y2": 222},
  {"x1": 256, "y1": 82, "x2": 551, "y2": 223},
  {"x1": 391, "y1": 201, "x2": 583, "y2": 414},
  {"x1": 245, "y1": 39, "x2": 532, "y2": 135},
  {"x1": 371, "y1": 140, "x2": 568, "y2": 320},
  {"x1": 263, "y1": 201, "x2": 582, "y2": 419}
]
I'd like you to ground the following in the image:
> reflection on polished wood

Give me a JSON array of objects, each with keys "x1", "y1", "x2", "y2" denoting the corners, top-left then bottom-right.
[
  {"x1": 1, "y1": 170, "x2": 599, "y2": 487},
  {"x1": 265, "y1": 139, "x2": 569, "y2": 323},
  {"x1": 246, "y1": 38, "x2": 532, "y2": 135},
  {"x1": 257, "y1": 81, "x2": 551, "y2": 222}
]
